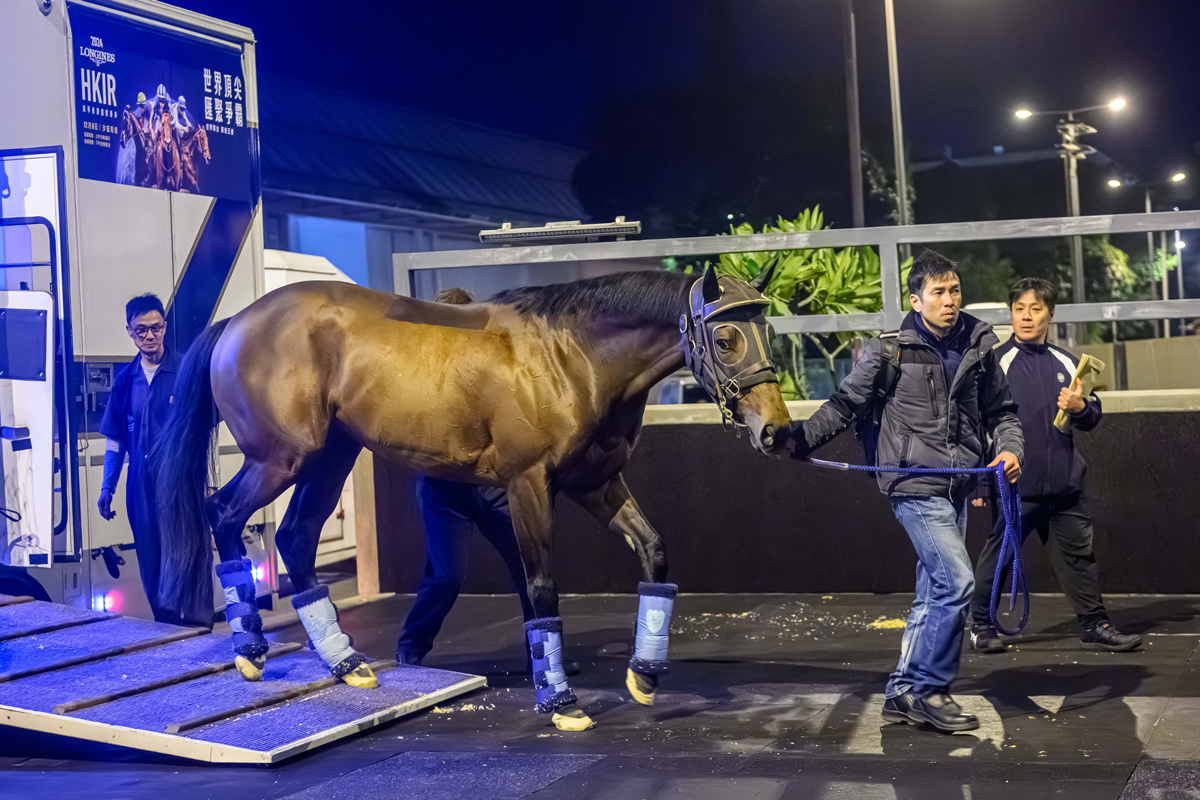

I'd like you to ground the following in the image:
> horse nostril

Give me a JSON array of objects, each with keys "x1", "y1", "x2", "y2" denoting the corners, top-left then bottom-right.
[{"x1": 760, "y1": 424, "x2": 778, "y2": 448}]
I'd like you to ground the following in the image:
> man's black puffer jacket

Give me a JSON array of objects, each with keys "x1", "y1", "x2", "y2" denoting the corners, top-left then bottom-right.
[{"x1": 791, "y1": 311, "x2": 1025, "y2": 498}]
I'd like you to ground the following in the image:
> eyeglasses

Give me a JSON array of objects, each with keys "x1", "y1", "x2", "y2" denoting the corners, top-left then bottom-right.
[{"x1": 132, "y1": 323, "x2": 165, "y2": 339}]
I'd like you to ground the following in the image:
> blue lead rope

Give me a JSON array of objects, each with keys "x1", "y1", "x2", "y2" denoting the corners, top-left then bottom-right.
[{"x1": 805, "y1": 459, "x2": 1029, "y2": 635}]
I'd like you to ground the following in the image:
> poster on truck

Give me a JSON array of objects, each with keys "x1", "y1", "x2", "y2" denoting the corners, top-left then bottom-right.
[{"x1": 70, "y1": 5, "x2": 251, "y2": 202}]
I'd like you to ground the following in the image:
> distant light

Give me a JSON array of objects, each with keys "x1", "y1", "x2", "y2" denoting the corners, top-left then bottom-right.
[
  {"x1": 1109, "y1": 97, "x2": 1126, "y2": 111},
  {"x1": 254, "y1": 564, "x2": 266, "y2": 582},
  {"x1": 1107, "y1": 179, "x2": 1122, "y2": 188},
  {"x1": 1172, "y1": 172, "x2": 1186, "y2": 182},
  {"x1": 97, "y1": 592, "x2": 116, "y2": 612},
  {"x1": 727, "y1": 214, "x2": 734, "y2": 220},
  {"x1": 1014, "y1": 109, "x2": 1033, "y2": 119},
  {"x1": 1178, "y1": 241, "x2": 1187, "y2": 250}
]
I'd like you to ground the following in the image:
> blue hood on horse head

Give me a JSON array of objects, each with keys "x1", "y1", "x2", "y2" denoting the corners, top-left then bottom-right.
[{"x1": 149, "y1": 317, "x2": 230, "y2": 623}]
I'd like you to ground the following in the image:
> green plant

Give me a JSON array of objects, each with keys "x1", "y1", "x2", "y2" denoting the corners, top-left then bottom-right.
[{"x1": 666, "y1": 207, "x2": 911, "y2": 398}]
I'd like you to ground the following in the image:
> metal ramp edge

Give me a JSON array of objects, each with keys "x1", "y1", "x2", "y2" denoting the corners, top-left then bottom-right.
[{"x1": 0, "y1": 595, "x2": 486, "y2": 763}]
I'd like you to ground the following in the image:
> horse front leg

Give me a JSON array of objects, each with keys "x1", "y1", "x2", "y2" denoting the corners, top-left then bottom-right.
[
  {"x1": 508, "y1": 467, "x2": 595, "y2": 732},
  {"x1": 568, "y1": 474, "x2": 676, "y2": 707}
]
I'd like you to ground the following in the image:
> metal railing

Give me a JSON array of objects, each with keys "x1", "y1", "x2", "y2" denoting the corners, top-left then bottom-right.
[{"x1": 394, "y1": 209, "x2": 1200, "y2": 334}]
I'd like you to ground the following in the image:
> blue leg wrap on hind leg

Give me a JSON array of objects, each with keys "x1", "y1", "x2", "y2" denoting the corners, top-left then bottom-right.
[
  {"x1": 215, "y1": 559, "x2": 269, "y2": 659},
  {"x1": 525, "y1": 617, "x2": 576, "y2": 714},
  {"x1": 630, "y1": 582, "x2": 677, "y2": 676}
]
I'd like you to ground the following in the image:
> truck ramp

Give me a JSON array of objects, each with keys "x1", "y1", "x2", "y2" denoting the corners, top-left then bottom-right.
[{"x1": 0, "y1": 594, "x2": 485, "y2": 763}]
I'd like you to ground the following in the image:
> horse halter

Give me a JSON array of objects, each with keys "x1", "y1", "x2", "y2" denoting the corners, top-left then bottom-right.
[{"x1": 680, "y1": 271, "x2": 778, "y2": 431}]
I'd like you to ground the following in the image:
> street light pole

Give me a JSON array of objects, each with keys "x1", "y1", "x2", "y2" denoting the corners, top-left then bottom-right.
[
  {"x1": 1016, "y1": 99, "x2": 1124, "y2": 345},
  {"x1": 842, "y1": 0, "x2": 865, "y2": 228},
  {"x1": 1161, "y1": 231, "x2": 1170, "y2": 338},
  {"x1": 884, "y1": 0, "x2": 909, "y2": 229}
]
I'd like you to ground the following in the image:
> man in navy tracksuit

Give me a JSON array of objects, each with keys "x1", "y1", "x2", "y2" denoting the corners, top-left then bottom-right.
[{"x1": 970, "y1": 278, "x2": 1141, "y2": 653}]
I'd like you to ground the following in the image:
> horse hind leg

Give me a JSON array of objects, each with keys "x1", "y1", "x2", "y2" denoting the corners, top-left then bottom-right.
[
  {"x1": 276, "y1": 428, "x2": 377, "y2": 688},
  {"x1": 207, "y1": 457, "x2": 298, "y2": 681}
]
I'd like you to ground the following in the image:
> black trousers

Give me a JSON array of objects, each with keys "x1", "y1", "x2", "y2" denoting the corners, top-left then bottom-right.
[
  {"x1": 971, "y1": 493, "x2": 1109, "y2": 630},
  {"x1": 397, "y1": 477, "x2": 534, "y2": 659}
]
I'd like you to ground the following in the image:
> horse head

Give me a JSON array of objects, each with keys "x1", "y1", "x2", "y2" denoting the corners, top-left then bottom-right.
[{"x1": 680, "y1": 265, "x2": 791, "y2": 455}]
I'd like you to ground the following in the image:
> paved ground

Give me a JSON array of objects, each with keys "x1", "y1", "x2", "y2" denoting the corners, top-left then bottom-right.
[{"x1": 2, "y1": 592, "x2": 1199, "y2": 799}]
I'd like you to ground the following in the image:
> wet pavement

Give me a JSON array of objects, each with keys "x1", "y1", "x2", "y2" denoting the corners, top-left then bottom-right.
[{"x1": 1, "y1": 592, "x2": 1198, "y2": 799}]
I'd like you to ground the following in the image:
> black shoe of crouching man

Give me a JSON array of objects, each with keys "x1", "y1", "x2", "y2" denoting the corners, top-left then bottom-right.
[
  {"x1": 397, "y1": 650, "x2": 423, "y2": 667},
  {"x1": 882, "y1": 692, "x2": 980, "y2": 733},
  {"x1": 1080, "y1": 622, "x2": 1142, "y2": 652},
  {"x1": 970, "y1": 624, "x2": 1007, "y2": 654}
]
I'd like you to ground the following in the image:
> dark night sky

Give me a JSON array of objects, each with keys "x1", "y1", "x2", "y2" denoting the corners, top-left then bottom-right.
[{"x1": 176, "y1": 0, "x2": 1200, "y2": 226}]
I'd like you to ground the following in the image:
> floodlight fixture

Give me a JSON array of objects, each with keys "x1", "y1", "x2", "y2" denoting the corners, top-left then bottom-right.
[
  {"x1": 1172, "y1": 173, "x2": 1186, "y2": 182},
  {"x1": 1107, "y1": 179, "x2": 1122, "y2": 188},
  {"x1": 479, "y1": 217, "x2": 641, "y2": 244},
  {"x1": 1108, "y1": 97, "x2": 1126, "y2": 111},
  {"x1": 1014, "y1": 109, "x2": 1033, "y2": 119}
]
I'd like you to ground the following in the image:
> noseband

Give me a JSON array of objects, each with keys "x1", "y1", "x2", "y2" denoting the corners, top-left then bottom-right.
[{"x1": 680, "y1": 276, "x2": 778, "y2": 431}]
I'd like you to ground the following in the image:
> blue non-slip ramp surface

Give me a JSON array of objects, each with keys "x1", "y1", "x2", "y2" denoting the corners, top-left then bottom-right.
[
  {"x1": 0, "y1": 596, "x2": 485, "y2": 763},
  {"x1": 0, "y1": 599, "x2": 107, "y2": 638},
  {"x1": 186, "y1": 665, "x2": 478, "y2": 752},
  {"x1": 0, "y1": 616, "x2": 188, "y2": 690}
]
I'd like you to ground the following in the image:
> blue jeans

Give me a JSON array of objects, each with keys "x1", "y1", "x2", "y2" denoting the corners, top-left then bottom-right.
[{"x1": 887, "y1": 495, "x2": 974, "y2": 699}]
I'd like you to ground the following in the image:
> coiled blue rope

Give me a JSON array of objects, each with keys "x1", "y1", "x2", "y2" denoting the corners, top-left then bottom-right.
[{"x1": 805, "y1": 459, "x2": 1028, "y2": 635}]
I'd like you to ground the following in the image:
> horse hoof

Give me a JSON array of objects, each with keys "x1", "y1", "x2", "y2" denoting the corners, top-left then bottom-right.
[
  {"x1": 552, "y1": 705, "x2": 596, "y2": 732},
  {"x1": 626, "y1": 668, "x2": 656, "y2": 706},
  {"x1": 235, "y1": 655, "x2": 265, "y2": 682},
  {"x1": 341, "y1": 663, "x2": 378, "y2": 689}
]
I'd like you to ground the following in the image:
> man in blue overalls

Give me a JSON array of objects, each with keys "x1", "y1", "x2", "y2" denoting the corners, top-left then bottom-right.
[{"x1": 98, "y1": 294, "x2": 210, "y2": 626}]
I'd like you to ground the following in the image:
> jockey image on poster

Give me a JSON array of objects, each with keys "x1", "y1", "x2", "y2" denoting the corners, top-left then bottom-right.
[
  {"x1": 72, "y1": 5, "x2": 252, "y2": 203},
  {"x1": 117, "y1": 83, "x2": 211, "y2": 192}
]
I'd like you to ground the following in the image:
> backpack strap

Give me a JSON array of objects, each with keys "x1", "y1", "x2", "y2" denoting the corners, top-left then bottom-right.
[{"x1": 871, "y1": 332, "x2": 902, "y2": 417}]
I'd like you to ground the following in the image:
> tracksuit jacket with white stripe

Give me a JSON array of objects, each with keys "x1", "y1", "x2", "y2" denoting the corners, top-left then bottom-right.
[{"x1": 994, "y1": 336, "x2": 1102, "y2": 498}]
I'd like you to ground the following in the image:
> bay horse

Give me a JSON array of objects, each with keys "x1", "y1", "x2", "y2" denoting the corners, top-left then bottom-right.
[
  {"x1": 178, "y1": 127, "x2": 210, "y2": 195},
  {"x1": 152, "y1": 267, "x2": 790, "y2": 731}
]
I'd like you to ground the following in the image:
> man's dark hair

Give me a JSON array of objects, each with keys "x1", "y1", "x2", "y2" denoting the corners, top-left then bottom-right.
[
  {"x1": 1008, "y1": 277, "x2": 1058, "y2": 312},
  {"x1": 433, "y1": 287, "x2": 475, "y2": 305},
  {"x1": 126, "y1": 294, "x2": 165, "y2": 325},
  {"x1": 906, "y1": 249, "x2": 961, "y2": 296}
]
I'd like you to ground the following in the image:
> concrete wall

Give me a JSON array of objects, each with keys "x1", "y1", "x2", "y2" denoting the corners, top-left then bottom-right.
[{"x1": 373, "y1": 391, "x2": 1200, "y2": 596}]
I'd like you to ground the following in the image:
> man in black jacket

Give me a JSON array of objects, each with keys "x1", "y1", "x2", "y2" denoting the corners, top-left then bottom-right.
[
  {"x1": 790, "y1": 249, "x2": 1023, "y2": 734},
  {"x1": 970, "y1": 278, "x2": 1141, "y2": 653}
]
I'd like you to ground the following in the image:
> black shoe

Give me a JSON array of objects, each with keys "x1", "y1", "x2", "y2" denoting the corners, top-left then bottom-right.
[
  {"x1": 882, "y1": 692, "x2": 979, "y2": 733},
  {"x1": 397, "y1": 650, "x2": 424, "y2": 667},
  {"x1": 970, "y1": 625, "x2": 1007, "y2": 654},
  {"x1": 1080, "y1": 622, "x2": 1142, "y2": 652}
]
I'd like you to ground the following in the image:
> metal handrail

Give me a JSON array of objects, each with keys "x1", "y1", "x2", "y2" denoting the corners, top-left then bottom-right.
[{"x1": 395, "y1": 208, "x2": 1200, "y2": 333}]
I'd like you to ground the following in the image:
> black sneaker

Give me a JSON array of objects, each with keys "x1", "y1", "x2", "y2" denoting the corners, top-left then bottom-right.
[
  {"x1": 882, "y1": 692, "x2": 979, "y2": 733},
  {"x1": 1080, "y1": 622, "x2": 1142, "y2": 652},
  {"x1": 397, "y1": 650, "x2": 424, "y2": 666},
  {"x1": 970, "y1": 625, "x2": 1007, "y2": 654}
]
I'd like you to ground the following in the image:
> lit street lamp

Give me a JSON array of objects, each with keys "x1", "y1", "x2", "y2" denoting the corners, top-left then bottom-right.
[{"x1": 1015, "y1": 98, "x2": 1126, "y2": 344}]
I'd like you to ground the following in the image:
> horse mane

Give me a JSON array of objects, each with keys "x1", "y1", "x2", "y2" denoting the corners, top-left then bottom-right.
[{"x1": 490, "y1": 270, "x2": 692, "y2": 326}]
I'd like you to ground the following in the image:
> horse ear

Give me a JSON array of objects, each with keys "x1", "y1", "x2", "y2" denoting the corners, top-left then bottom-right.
[
  {"x1": 751, "y1": 262, "x2": 777, "y2": 294},
  {"x1": 701, "y1": 265, "x2": 722, "y2": 303}
]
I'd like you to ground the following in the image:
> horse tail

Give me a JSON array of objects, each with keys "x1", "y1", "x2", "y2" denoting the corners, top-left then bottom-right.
[{"x1": 151, "y1": 316, "x2": 231, "y2": 619}]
